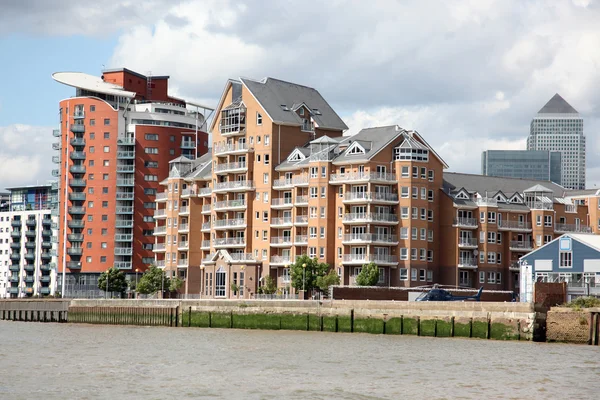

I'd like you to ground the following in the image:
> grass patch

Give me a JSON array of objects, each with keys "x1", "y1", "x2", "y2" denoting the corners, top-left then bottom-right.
[
  {"x1": 280, "y1": 314, "x2": 308, "y2": 331},
  {"x1": 308, "y1": 314, "x2": 322, "y2": 331},
  {"x1": 453, "y1": 321, "x2": 471, "y2": 337},
  {"x1": 233, "y1": 313, "x2": 280, "y2": 330},
  {"x1": 490, "y1": 322, "x2": 519, "y2": 341},
  {"x1": 436, "y1": 320, "x2": 452, "y2": 337},
  {"x1": 420, "y1": 319, "x2": 436, "y2": 337},
  {"x1": 323, "y1": 315, "x2": 338, "y2": 332},
  {"x1": 402, "y1": 317, "x2": 419, "y2": 335},
  {"x1": 211, "y1": 312, "x2": 232, "y2": 328},
  {"x1": 337, "y1": 315, "x2": 352, "y2": 332},
  {"x1": 354, "y1": 318, "x2": 384, "y2": 334},
  {"x1": 190, "y1": 311, "x2": 211, "y2": 328},
  {"x1": 471, "y1": 320, "x2": 489, "y2": 339},
  {"x1": 385, "y1": 318, "x2": 402, "y2": 335}
]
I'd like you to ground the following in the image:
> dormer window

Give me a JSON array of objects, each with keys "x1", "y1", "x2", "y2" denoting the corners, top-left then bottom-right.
[
  {"x1": 299, "y1": 108, "x2": 305, "y2": 116},
  {"x1": 345, "y1": 141, "x2": 366, "y2": 155},
  {"x1": 256, "y1": 112, "x2": 262, "y2": 125}
]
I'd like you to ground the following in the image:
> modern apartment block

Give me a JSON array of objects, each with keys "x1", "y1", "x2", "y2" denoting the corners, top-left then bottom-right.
[
  {"x1": 52, "y1": 68, "x2": 209, "y2": 297},
  {"x1": 527, "y1": 93, "x2": 585, "y2": 190},
  {"x1": 0, "y1": 185, "x2": 59, "y2": 298},
  {"x1": 481, "y1": 150, "x2": 561, "y2": 184}
]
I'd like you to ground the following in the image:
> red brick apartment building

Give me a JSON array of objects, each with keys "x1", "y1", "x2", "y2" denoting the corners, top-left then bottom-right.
[{"x1": 52, "y1": 68, "x2": 209, "y2": 297}]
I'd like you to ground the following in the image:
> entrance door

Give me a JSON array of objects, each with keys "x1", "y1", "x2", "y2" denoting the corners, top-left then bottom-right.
[{"x1": 215, "y1": 267, "x2": 226, "y2": 297}]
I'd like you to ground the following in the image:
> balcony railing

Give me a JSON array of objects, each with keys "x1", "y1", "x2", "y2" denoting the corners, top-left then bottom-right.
[
  {"x1": 270, "y1": 256, "x2": 292, "y2": 265},
  {"x1": 214, "y1": 218, "x2": 246, "y2": 229},
  {"x1": 67, "y1": 233, "x2": 84, "y2": 242},
  {"x1": 271, "y1": 217, "x2": 293, "y2": 226},
  {"x1": 458, "y1": 238, "x2": 478, "y2": 247},
  {"x1": 214, "y1": 200, "x2": 245, "y2": 210},
  {"x1": 116, "y1": 192, "x2": 134, "y2": 200},
  {"x1": 342, "y1": 213, "x2": 398, "y2": 223},
  {"x1": 201, "y1": 204, "x2": 211, "y2": 213},
  {"x1": 69, "y1": 179, "x2": 86, "y2": 187},
  {"x1": 153, "y1": 226, "x2": 166, "y2": 235},
  {"x1": 116, "y1": 206, "x2": 134, "y2": 214},
  {"x1": 199, "y1": 187, "x2": 212, "y2": 197},
  {"x1": 201, "y1": 223, "x2": 211, "y2": 231},
  {"x1": 154, "y1": 209, "x2": 166, "y2": 218},
  {"x1": 214, "y1": 162, "x2": 247, "y2": 173},
  {"x1": 213, "y1": 237, "x2": 246, "y2": 247},
  {"x1": 70, "y1": 152, "x2": 86, "y2": 160},
  {"x1": 294, "y1": 235, "x2": 308, "y2": 245},
  {"x1": 67, "y1": 220, "x2": 85, "y2": 228},
  {"x1": 214, "y1": 143, "x2": 249, "y2": 155},
  {"x1": 70, "y1": 165, "x2": 86, "y2": 174},
  {"x1": 498, "y1": 220, "x2": 531, "y2": 230},
  {"x1": 177, "y1": 260, "x2": 189, "y2": 268},
  {"x1": 330, "y1": 172, "x2": 397, "y2": 183},
  {"x1": 342, "y1": 254, "x2": 398, "y2": 264},
  {"x1": 509, "y1": 241, "x2": 533, "y2": 251},
  {"x1": 229, "y1": 253, "x2": 256, "y2": 262},
  {"x1": 555, "y1": 223, "x2": 592, "y2": 234},
  {"x1": 181, "y1": 140, "x2": 196, "y2": 149},
  {"x1": 529, "y1": 201, "x2": 553, "y2": 210},
  {"x1": 153, "y1": 243, "x2": 166, "y2": 251},
  {"x1": 201, "y1": 240, "x2": 211, "y2": 249},
  {"x1": 117, "y1": 151, "x2": 135, "y2": 159},
  {"x1": 270, "y1": 236, "x2": 293, "y2": 246},
  {"x1": 295, "y1": 196, "x2": 308, "y2": 205},
  {"x1": 115, "y1": 234, "x2": 133, "y2": 241},
  {"x1": 70, "y1": 137, "x2": 86, "y2": 147},
  {"x1": 115, "y1": 220, "x2": 133, "y2": 228},
  {"x1": 213, "y1": 180, "x2": 254, "y2": 192},
  {"x1": 271, "y1": 198, "x2": 293, "y2": 207},
  {"x1": 453, "y1": 217, "x2": 478, "y2": 228},
  {"x1": 342, "y1": 234, "x2": 398, "y2": 244},
  {"x1": 343, "y1": 192, "x2": 399, "y2": 203},
  {"x1": 179, "y1": 206, "x2": 190, "y2": 214},
  {"x1": 67, "y1": 248, "x2": 83, "y2": 256},
  {"x1": 156, "y1": 192, "x2": 168, "y2": 201},
  {"x1": 70, "y1": 124, "x2": 84, "y2": 134},
  {"x1": 295, "y1": 215, "x2": 308, "y2": 225},
  {"x1": 114, "y1": 248, "x2": 133, "y2": 256},
  {"x1": 458, "y1": 257, "x2": 478, "y2": 269},
  {"x1": 117, "y1": 179, "x2": 134, "y2": 186},
  {"x1": 474, "y1": 197, "x2": 498, "y2": 207},
  {"x1": 68, "y1": 206, "x2": 86, "y2": 215},
  {"x1": 116, "y1": 165, "x2": 135, "y2": 173},
  {"x1": 273, "y1": 176, "x2": 309, "y2": 189}
]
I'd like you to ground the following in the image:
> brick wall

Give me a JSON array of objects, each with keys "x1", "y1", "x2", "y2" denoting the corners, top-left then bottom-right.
[
  {"x1": 535, "y1": 282, "x2": 567, "y2": 310},
  {"x1": 546, "y1": 308, "x2": 590, "y2": 343}
]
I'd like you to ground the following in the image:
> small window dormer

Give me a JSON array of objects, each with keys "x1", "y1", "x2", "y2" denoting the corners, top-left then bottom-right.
[
  {"x1": 345, "y1": 141, "x2": 366, "y2": 155},
  {"x1": 299, "y1": 107, "x2": 304, "y2": 116}
]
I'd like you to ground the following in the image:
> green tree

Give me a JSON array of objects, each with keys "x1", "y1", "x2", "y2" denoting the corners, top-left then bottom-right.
[
  {"x1": 169, "y1": 277, "x2": 184, "y2": 293},
  {"x1": 261, "y1": 275, "x2": 277, "y2": 294},
  {"x1": 97, "y1": 267, "x2": 128, "y2": 296},
  {"x1": 355, "y1": 262, "x2": 380, "y2": 286},
  {"x1": 316, "y1": 269, "x2": 341, "y2": 293},
  {"x1": 136, "y1": 265, "x2": 166, "y2": 295},
  {"x1": 289, "y1": 254, "x2": 329, "y2": 292}
]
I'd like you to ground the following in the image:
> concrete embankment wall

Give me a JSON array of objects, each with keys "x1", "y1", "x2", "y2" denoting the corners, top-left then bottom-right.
[
  {"x1": 68, "y1": 299, "x2": 536, "y2": 341},
  {"x1": 546, "y1": 307, "x2": 600, "y2": 345},
  {"x1": 0, "y1": 300, "x2": 69, "y2": 322}
]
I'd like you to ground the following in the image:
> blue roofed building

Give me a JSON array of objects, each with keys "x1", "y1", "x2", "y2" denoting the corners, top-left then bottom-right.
[{"x1": 519, "y1": 233, "x2": 600, "y2": 301}]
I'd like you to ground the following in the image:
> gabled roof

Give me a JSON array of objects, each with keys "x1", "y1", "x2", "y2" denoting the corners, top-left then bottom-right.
[
  {"x1": 521, "y1": 234, "x2": 600, "y2": 262},
  {"x1": 183, "y1": 151, "x2": 213, "y2": 180},
  {"x1": 523, "y1": 184, "x2": 554, "y2": 193},
  {"x1": 537, "y1": 93, "x2": 578, "y2": 114},
  {"x1": 332, "y1": 125, "x2": 404, "y2": 164},
  {"x1": 169, "y1": 156, "x2": 193, "y2": 164},
  {"x1": 239, "y1": 77, "x2": 348, "y2": 131},
  {"x1": 310, "y1": 135, "x2": 340, "y2": 145}
]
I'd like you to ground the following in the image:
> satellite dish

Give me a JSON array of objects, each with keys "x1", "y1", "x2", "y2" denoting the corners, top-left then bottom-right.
[{"x1": 473, "y1": 249, "x2": 479, "y2": 256}]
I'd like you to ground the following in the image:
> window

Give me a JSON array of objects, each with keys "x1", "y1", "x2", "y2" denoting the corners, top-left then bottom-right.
[
  {"x1": 480, "y1": 252, "x2": 485, "y2": 263},
  {"x1": 263, "y1": 211, "x2": 268, "y2": 222},
  {"x1": 420, "y1": 228, "x2": 426, "y2": 240},
  {"x1": 401, "y1": 187, "x2": 409, "y2": 198},
  {"x1": 89, "y1": 146, "x2": 95, "y2": 153},
  {"x1": 263, "y1": 173, "x2": 269, "y2": 184},
  {"x1": 544, "y1": 215, "x2": 552, "y2": 227},
  {"x1": 420, "y1": 248, "x2": 426, "y2": 261},
  {"x1": 427, "y1": 250, "x2": 433, "y2": 262},
  {"x1": 400, "y1": 248, "x2": 408, "y2": 260},
  {"x1": 338, "y1": 207, "x2": 343, "y2": 218},
  {"x1": 264, "y1": 192, "x2": 269, "y2": 203},
  {"x1": 319, "y1": 247, "x2": 325, "y2": 258},
  {"x1": 400, "y1": 227, "x2": 408, "y2": 239},
  {"x1": 144, "y1": 202, "x2": 155, "y2": 209},
  {"x1": 310, "y1": 187, "x2": 318, "y2": 198},
  {"x1": 427, "y1": 210, "x2": 433, "y2": 222},
  {"x1": 411, "y1": 269, "x2": 417, "y2": 281},
  {"x1": 412, "y1": 187, "x2": 418, "y2": 199},
  {"x1": 338, "y1": 247, "x2": 342, "y2": 259},
  {"x1": 420, "y1": 167, "x2": 426, "y2": 179},
  {"x1": 90, "y1": 133, "x2": 95, "y2": 140},
  {"x1": 338, "y1": 227, "x2": 342, "y2": 239},
  {"x1": 487, "y1": 212, "x2": 496, "y2": 224},
  {"x1": 401, "y1": 207, "x2": 408, "y2": 219},
  {"x1": 480, "y1": 212, "x2": 485, "y2": 223},
  {"x1": 103, "y1": 132, "x2": 110, "y2": 139},
  {"x1": 428, "y1": 230, "x2": 433, "y2": 242},
  {"x1": 544, "y1": 235, "x2": 552, "y2": 244},
  {"x1": 310, "y1": 207, "x2": 317, "y2": 218},
  {"x1": 321, "y1": 167, "x2": 326, "y2": 178},
  {"x1": 257, "y1": 136, "x2": 261, "y2": 144},
  {"x1": 89, "y1": 173, "x2": 95, "y2": 180},
  {"x1": 321, "y1": 187, "x2": 326, "y2": 198},
  {"x1": 264, "y1": 154, "x2": 269, "y2": 165},
  {"x1": 101, "y1": 256, "x2": 107, "y2": 263},
  {"x1": 426, "y1": 270, "x2": 433, "y2": 281},
  {"x1": 101, "y1": 242, "x2": 108, "y2": 249},
  {"x1": 90, "y1": 105, "x2": 95, "y2": 112},
  {"x1": 310, "y1": 227, "x2": 317, "y2": 239},
  {"x1": 145, "y1": 147, "x2": 158, "y2": 154},
  {"x1": 102, "y1": 201, "x2": 108, "y2": 208},
  {"x1": 401, "y1": 166, "x2": 409, "y2": 178},
  {"x1": 145, "y1": 175, "x2": 158, "y2": 181},
  {"x1": 256, "y1": 113, "x2": 262, "y2": 125},
  {"x1": 412, "y1": 207, "x2": 418, "y2": 220},
  {"x1": 145, "y1": 161, "x2": 158, "y2": 168},
  {"x1": 487, "y1": 253, "x2": 496, "y2": 264},
  {"x1": 320, "y1": 227, "x2": 325, "y2": 238},
  {"x1": 497, "y1": 253, "x2": 502, "y2": 264},
  {"x1": 412, "y1": 167, "x2": 418, "y2": 178},
  {"x1": 309, "y1": 247, "x2": 316, "y2": 258},
  {"x1": 479, "y1": 271, "x2": 485, "y2": 283},
  {"x1": 488, "y1": 272, "x2": 496, "y2": 284},
  {"x1": 497, "y1": 232, "x2": 502, "y2": 244},
  {"x1": 536, "y1": 215, "x2": 541, "y2": 226},
  {"x1": 412, "y1": 228, "x2": 417, "y2": 240},
  {"x1": 420, "y1": 208, "x2": 426, "y2": 220},
  {"x1": 265, "y1": 135, "x2": 270, "y2": 145},
  {"x1": 310, "y1": 167, "x2": 317, "y2": 178},
  {"x1": 103, "y1": 174, "x2": 109, "y2": 180},
  {"x1": 560, "y1": 252, "x2": 572, "y2": 268},
  {"x1": 103, "y1": 160, "x2": 109, "y2": 166},
  {"x1": 411, "y1": 248, "x2": 417, "y2": 260},
  {"x1": 262, "y1": 230, "x2": 268, "y2": 241},
  {"x1": 428, "y1": 190, "x2": 434, "y2": 202},
  {"x1": 400, "y1": 268, "x2": 408, "y2": 280},
  {"x1": 89, "y1": 201, "x2": 94, "y2": 208},
  {"x1": 421, "y1": 187, "x2": 426, "y2": 200},
  {"x1": 487, "y1": 232, "x2": 496, "y2": 243},
  {"x1": 428, "y1": 170, "x2": 434, "y2": 182},
  {"x1": 103, "y1": 118, "x2": 110, "y2": 125},
  {"x1": 143, "y1": 216, "x2": 153, "y2": 222},
  {"x1": 89, "y1": 119, "x2": 95, "y2": 126},
  {"x1": 320, "y1": 207, "x2": 325, "y2": 218}
]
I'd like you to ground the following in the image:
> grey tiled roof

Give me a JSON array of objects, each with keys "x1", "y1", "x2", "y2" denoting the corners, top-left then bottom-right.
[
  {"x1": 332, "y1": 125, "x2": 406, "y2": 164},
  {"x1": 240, "y1": 77, "x2": 348, "y2": 131},
  {"x1": 183, "y1": 151, "x2": 212, "y2": 180},
  {"x1": 537, "y1": 93, "x2": 578, "y2": 114},
  {"x1": 443, "y1": 172, "x2": 567, "y2": 198}
]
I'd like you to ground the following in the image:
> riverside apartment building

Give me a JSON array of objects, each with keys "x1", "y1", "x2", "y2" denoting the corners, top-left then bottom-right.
[
  {"x1": 52, "y1": 68, "x2": 209, "y2": 297},
  {"x1": 155, "y1": 77, "x2": 600, "y2": 299}
]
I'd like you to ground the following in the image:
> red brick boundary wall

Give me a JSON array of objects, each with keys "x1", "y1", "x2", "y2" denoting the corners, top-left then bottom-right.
[
  {"x1": 331, "y1": 286, "x2": 514, "y2": 302},
  {"x1": 535, "y1": 282, "x2": 567, "y2": 310}
]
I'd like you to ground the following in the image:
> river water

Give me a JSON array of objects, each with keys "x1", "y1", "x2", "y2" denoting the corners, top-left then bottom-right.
[{"x1": 0, "y1": 321, "x2": 598, "y2": 399}]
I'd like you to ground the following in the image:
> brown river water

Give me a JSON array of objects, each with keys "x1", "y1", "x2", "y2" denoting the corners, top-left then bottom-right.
[{"x1": 0, "y1": 321, "x2": 598, "y2": 399}]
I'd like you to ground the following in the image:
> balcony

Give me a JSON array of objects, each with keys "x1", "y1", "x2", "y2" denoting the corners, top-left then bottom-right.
[
  {"x1": 214, "y1": 200, "x2": 245, "y2": 211},
  {"x1": 213, "y1": 180, "x2": 255, "y2": 193},
  {"x1": 52, "y1": 155, "x2": 61, "y2": 163},
  {"x1": 67, "y1": 261, "x2": 82, "y2": 269},
  {"x1": 555, "y1": 223, "x2": 593, "y2": 234},
  {"x1": 474, "y1": 197, "x2": 498, "y2": 207},
  {"x1": 24, "y1": 264, "x2": 35, "y2": 272},
  {"x1": 330, "y1": 172, "x2": 397, "y2": 185},
  {"x1": 458, "y1": 257, "x2": 478, "y2": 270},
  {"x1": 116, "y1": 206, "x2": 133, "y2": 214},
  {"x1": 214, "y1": 218, "x2": 246, "y2": 230},
  {"x1": 270, "y1": 236, "x2": 293, "y2": 247},
  {"x1": 116, "y1": 165, "x2": 135, "y2": 173},
  {"x1": 68, "y1": 206, "x2": 86, "y2": 215},
  {"x1": 24, "y1": 253, "x2": 35, "y2": 260},
  {"x1": 179, "y1": 223, "x2": 190, "y2": 232},
  {"x1": 294, "y1": 235, "x2": 308, "y2": 245},
  {"x1": 177, "y1": 260, "x2": 189, "y2": 269},
  {"x1": 40, "y1": 276, "x2": 51, "y2": 283},
  {"x1": 25, "y1": 219, "x2": 36, "y2": 227},
  {"x1": 294, "y1": 215, "x2": 308, "y2": 226},
  {"x1": 213, "y1": 237, "x2": 246, "y2": 248},
  {"x1": 214, "y1": 143, "x2": 249, "y2": 156},
  {"x1": 201, "y1": 240, "x2": 211, "y2": 250},
  {"x1": 458, "y1": 238, "x2": 478, "y2": 249},
  {"x1": 270, "y1": 256, "x2": 292, "y2": 266},
  {"x1": 152, "y1": 243, "x2": 166, "y2": 252},
  {"x1": 153, "y1": 226, "x2": 166, "y2": 235},
  {"x1": 41, "y1": 229, "x2": 52, "y2": 237},
  {"x1": 343, "y1": 192, "x2": 399, "y2": 204},
  {"x1": 40, "y1": 264, "x2": 52, "y2": 272},
  {"x1": 10, "y1": 242, "x2": 21, "y2": 249},
  {"x1": 214, "y1": 162, "x2": 247, "y2": 175},
  {"x1": 117, "y1": 137, "x2": 135, "y2": 146},
  {"x1": 156, "y1": 192, "x2": 168, "y2": 202},
  {"x1": 52, "y1": 129, "x2": 61, "y2": 137},
  {"x1": 510, "y1": 262, "x2": 520, "y2": 272},
  {"x1": 154, "y1": 209, "x2": 167, "y2": 219},
  {"x1": 10, "y1": 276, "x2": 20, "y2": 283},
  {"x1": 11, "y1": 220, "x2": 22, "y2": 227},
  {"x1": 509, "y1": 241, "x2": 534, "y2": 252},
  {"x1": 497, "y1": 220, "x2": 532, "y2": 232},
  {"x1": 201, "y1": 223, "x2": 210, "y2": 232},
  {"x1": 342, "y1": 213, "x2": 398, "y2": 225},
  {"x1": 70, "y1": 151, "x2": 86, "y2": 160},
  {"x1": 342, "y1": 254, "x2": 398, "y2": 266},
  {"x1": 11, "y1": 230, "x2": 21, "y2": 238},
  {"x1": 156, "y1": 260, "x2": 166, "y2": 268},
  {"x1": 25, "y1": 242, "x2": 36, "y2": 249},
  {"x1": 73, "y1": 110, "x2": 85, "y2": 119},
  {"x1": 69, "y1": 192, "x2": 86, "y2": 201},
  {"x1": 179, "y1": 206, "x2": 190, "y2": 215},
  {"x1": 117, "y1": 151, "x2": 135, "y2": 159},
  {"x1": 117, "y1": 179, "x2": 134, "y2": 187},
  {"x1": 116, "y1": 192, "x2": 134, "y2": 200},
  {"x1": 9, "y1": 265, "x2": 20, "y2": 272},
  {"x1": 25, "y1": 230, "x2": 36, "y2": 238},
  {"x1": 178, "y1": 241, "x2": 189, "y2": 250},
  {"x1": 273, "y1": 176, "x2": 309, "y2": 189},
  {"x1": 114, "y1": 261, "x2": 132, "y2": 270},
  {"x1": 271, "y1": 198, "x2": 293, "y2": 209},
  {"x1": 52, "y1": 169, "x2": 60, "y2": 177},
  {"x1": 181, "y1": 188, "x2": 194, "y2": 198},
  {"x1": 229, "y1": 253, "x2": 258, "y2": 263},
  {"x1": 271, "y1": 217, "x2": 293, "y2": 228},
  {"x1": 24, "y1": 276, "x2": 35, "y2": 284},
  {"x1": 199, "y1": 187, "x2": 212, "y2": 197},
  {"x1": 295, "y1": 196, "x2": 309, "y2": 206},
  {"x1": 67, "y1": 248, "x2": 83, "y2": 256},
  {"x1": 114, "y1": 248, "x2": 133, "y2": 256},
  {"x1": 69, "y1": 179, "x2": 86, "y2": 187},
  {"x1": 115, "y1": 220, "x2": 133, "y2": 228},
  {"x1": 342, "y1": 234, "x2": 399, "y2": 245},
  {"x1": 68, "y1": 220, "x2": 85, "y2": 228},
  {"x1": 115, "y1": 234, "x2": 133, "y2": 242},
  {"x1": 70, "y1": 137, "x2": 86, "y2": 147},
  {"x1": 42, "y1": 218, "x2": 52, "y2": 226},
  {"x1": 68, "y1": 233, "x2": 84, "y2": 242},
  {"x1": 452, "y1": 217, "x2": 478, "y2": 229},
  {"x1": 52, "y1": 142, "x2": 61, "y2": 150},
  {"x1": 181, "y1": 140, "x2": 196, "y2": 149},
  {"x1": 530, "y1": 201, "x2": 553, "y2": 211}
]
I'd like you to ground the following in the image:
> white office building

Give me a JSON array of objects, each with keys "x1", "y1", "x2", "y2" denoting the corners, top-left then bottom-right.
[{"x1": 527, "y1": 93, "x2": 585, "y2": 190}]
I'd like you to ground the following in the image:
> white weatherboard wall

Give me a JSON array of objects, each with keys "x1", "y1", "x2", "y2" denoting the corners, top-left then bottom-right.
[
  {"x1": 583, "y1": 259, "x2": 600, "y2": 273},
  {"x1": 534, "y1": 260, "x2": 553, "y2": 272}
]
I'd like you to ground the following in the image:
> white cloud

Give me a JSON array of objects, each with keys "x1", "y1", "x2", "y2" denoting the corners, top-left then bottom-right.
[{"x1": 0, "y1": 124, "x2": 55, "y2": 188}]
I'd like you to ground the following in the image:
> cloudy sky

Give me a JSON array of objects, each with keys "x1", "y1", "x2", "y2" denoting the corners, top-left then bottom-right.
[{"x1": 1, "y1": 0, "x2": 599, "y2": 189}]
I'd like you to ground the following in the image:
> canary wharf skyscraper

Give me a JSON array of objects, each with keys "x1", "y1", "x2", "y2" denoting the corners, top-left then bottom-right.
[{"x1": 527, "y1": 93, "x2": 585, "y2": 190}]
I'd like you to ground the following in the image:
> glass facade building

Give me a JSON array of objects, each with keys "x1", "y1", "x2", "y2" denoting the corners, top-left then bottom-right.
[
  {"x1": 527, "y1": 94, "x2": 585, "y2": 190},
  {"x1": 481, "y1": 150, "x2": 561, "y2": 184}
]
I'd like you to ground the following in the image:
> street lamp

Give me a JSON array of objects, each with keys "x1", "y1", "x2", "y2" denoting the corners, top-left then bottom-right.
[
  {"x1": 302, "y1": 263, "x2": 307, "y2": 293},
  {"x1": 200, "y1": 265, "x2": 205, "y2": 298},
  {"x1": 105, "y1": 268, "x2": 110, "y2": 299},
  {"x1": 135, "y1": 268, "x2": 139, "y2": 299}
]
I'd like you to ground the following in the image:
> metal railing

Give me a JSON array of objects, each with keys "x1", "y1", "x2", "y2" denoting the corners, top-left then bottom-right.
[
  {"x1": 179, "y1": 223, "x2": 190, "y2": 231},
  {"x1": 214, "y1": 162, "x2": 247, "y2": 173},
  {"x1": 272, "y1": 198, "x2": 293, "y2": 207},
  {"x1": 156, "y1": 192, "x2": 168, "y2": 201},
  {"x1": 458, "y1": 257, "x2": 477, "y2": 268},
  {"x1": 230, "y1": 253, "x2": 256, "y2": 262},
  {"x1": 214, "y1": 180, "x2": 254, "y2": 191},
  {"x1": 458, "y1": 238, "x2": 478, "y2": 247},
  {"x1": 294, "y1": 235, "x2": 308, "y2": 244},
  {"x1": 271, "y1": 236, "x2": 293, "y2": 245},
  {"x1": 555, "y1": 223, "x2": 592, "y2": 233},
  {"x1": 201, "y1": 240, "x2": 211, "y2": 248},
  {"x1": 154, "y1": 226, "x2": 166, "y2": 234},
  {"x1": 201, "y1": 223, "x2": 210, "y2": 231},
  {"x1": 214, "y1": 200, "x2": 245, "y2": 210},
  {"x1": 509, "y1": 241, "x2": 533, "y2": 250},
  {"x1": 295, "y1": 215, "x2": 308, "y2": 224},
  {"x1": 342, "y1": 254, "x2": 398, "y2": 263},
  {"x1": 213, "y1": 237, "x2": 245, "y2": 246},
  {"x1": 343, "y1": 213, "x2": 398, "y2": 223},
  {"x1": 154, "y1": 209, "x2": 166, "y2": 217},
  {"x1": 214, "y1": 143, "x2": 249, "y2": 155},
  {"x1": 498, "y1": 220, "x2": 531, "y2": 230},
  {"x1": 343, "y1": 192, "x2": 399, "y2": 202},
  {"x1": 214, "y1": 218, "x2": 246, "y2": 228},
  {"x1": 330, "y1": 172, "x2": 397, "y2": 183},
  {"x1": 179, "y1": 206, "x2": 190, "y2": 214},
  {"x1": 343, "y1": 234, "x2": 398, "y2": 243},
  {"x1": 270, "y1": 256, "x2": 292, "y2": 264},
  {"x1": 273, "y1": 176, "x2": 309, "y2": 188},
  {"x1": 474, "y1": 197, "x2": 497, "y2": 207},
  {"x1": 271, "y1": 217, "x2": 293, "y2": 226},
  {"x1": 453, "y1": 217, "x2": 478, "y2": 227},
  {"x1": 295, "y1": 196, "x2": 308, "y2": 204}
]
